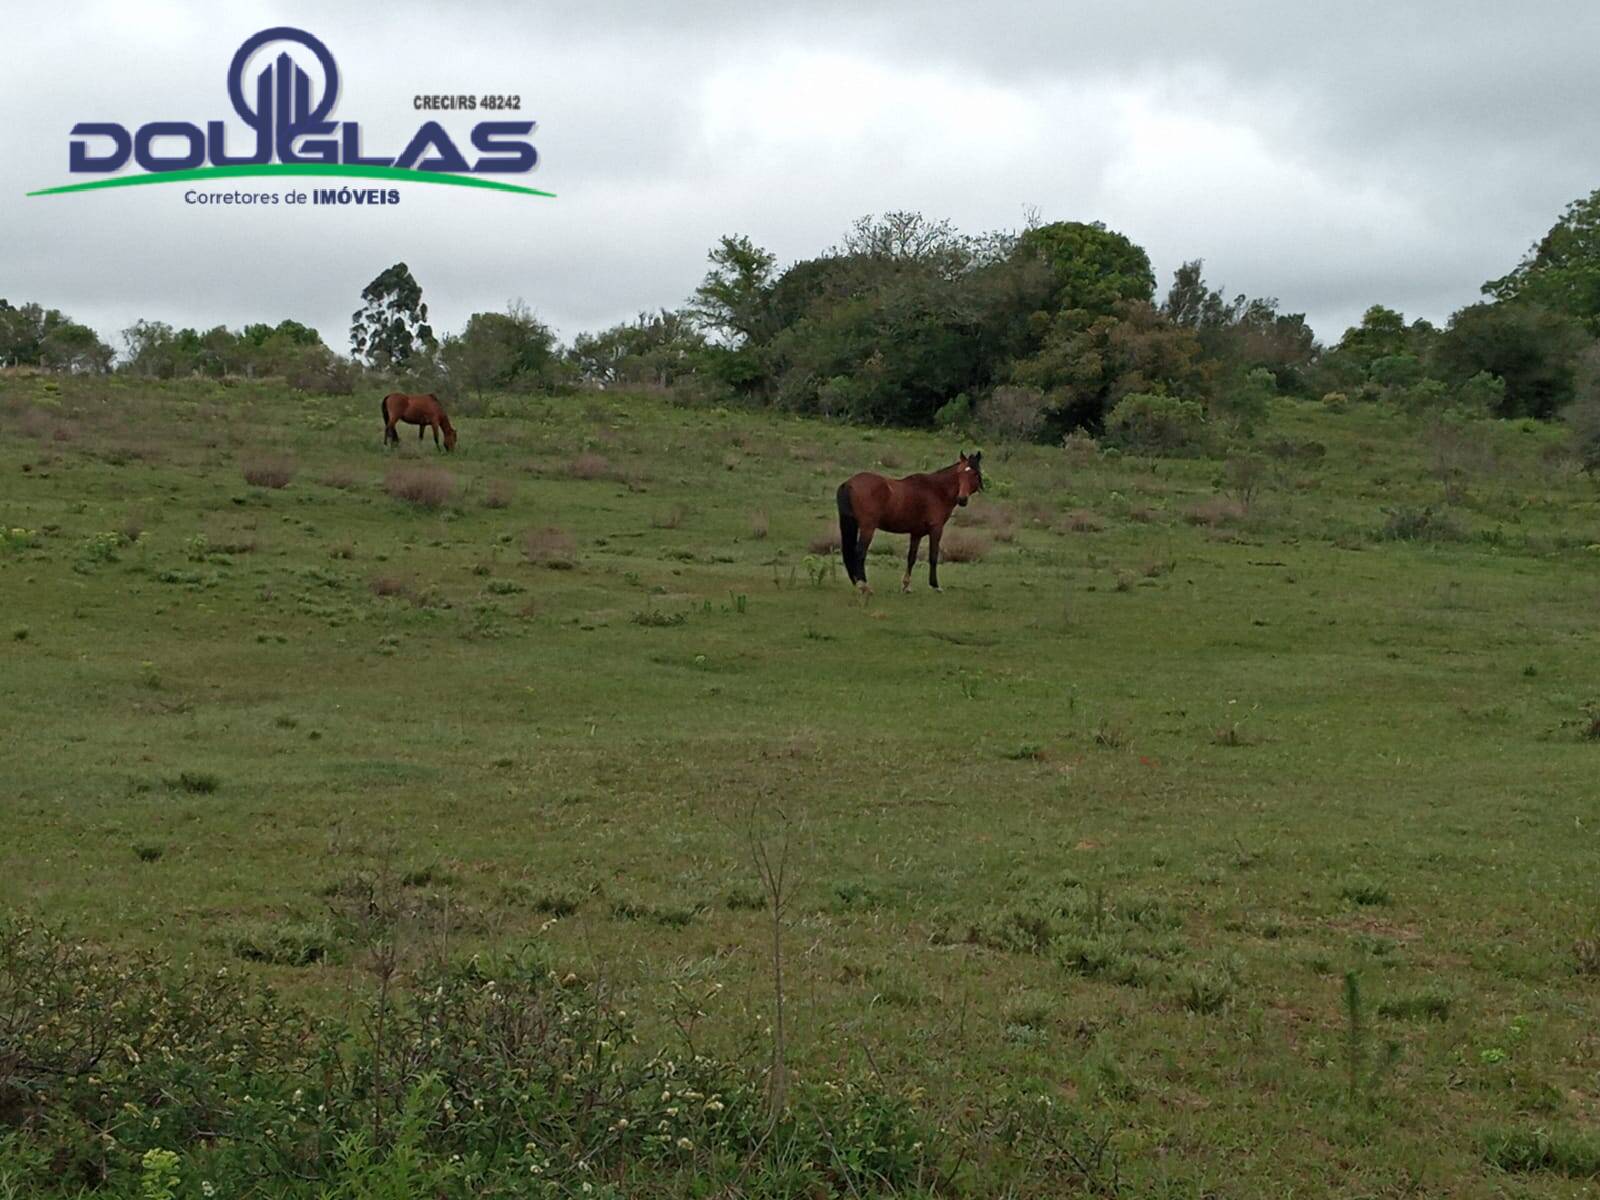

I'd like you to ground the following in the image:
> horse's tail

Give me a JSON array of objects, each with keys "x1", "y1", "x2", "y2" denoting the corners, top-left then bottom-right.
[
  {"x1": 836, "y1": 481, "x2": 859, "y2": 583},
  {"x1": 379, "y1": 394, "x2": 390, "y2": 421}
]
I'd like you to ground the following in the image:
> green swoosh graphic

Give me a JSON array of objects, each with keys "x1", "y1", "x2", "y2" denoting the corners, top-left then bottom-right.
[{"x1": 26, "y1": 163, "x2": 555, "y2": 197}]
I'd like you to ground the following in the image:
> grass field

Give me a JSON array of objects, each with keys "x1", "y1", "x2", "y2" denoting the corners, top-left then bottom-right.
[{"x1": 5, "y1": 373, "x2": 1600, "y2": 1195}]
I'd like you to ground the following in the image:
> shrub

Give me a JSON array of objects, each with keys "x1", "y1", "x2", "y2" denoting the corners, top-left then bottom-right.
[
  {"x1": 1377, "y1": 987, "x2": 1454, "y2": 1021},
  {"x1": 808, "y1": 527, "x2": 841, "y2": 555},
  {"x1": 1482, "y1": 1128, "x2": 1600, "y2": 1177},
  {"x1": 959, "y1": 502, "x2": 1018, "y2": 541},
  {"x1": 283, "y1": 344, "x2": 357, "y2": 394},
  {"x1": 1221, "y1": 453, "x2": 1269, "y2": 508},
  {"x1": 1213, "y1": 367, "x2": 1274, "y2": 434},
  {"x1": 228, "y1": 918, "x2": 338, "y2": 966},
  {"x1": 1266, "y1": 437, "x2": 1327, "y2": 463},
  {"x1": 1061, "y1": 430, "x2": 1099, "y2": 464},
  {"x1": 1455, "y1": 370, "x2": 1506, "y2": 417},
  {"x1": 1338, "y1": 876, "x2": 1391, "y2": 906},
  {"x1": 1565, "y1": 394, "x2": 1600, "y2": 474},
  {"x1": 1370, "y1": 353, "x2": 1425, "y2": 390},
  {"x1": 567, "y1": 452, "x2": 615, "y2": 480},
  {"x1": 241, "y1": 456, "x2": 294, "y2": 488},
  {"x1": 1379, "y1": 505, "x2": 1466, "y2": 543},
  {"x1": 1056, "y1": 509, "x2": 1103, "y2": 534},
  {"x1": 76, "y1": 531, "x2": 125, "y2": 566},
  {"x1": 385, "y1": 466, "x2": 456, "y2": 508},
  {"x1": 1182, "y1": 495, "x2": 1246, "y2": 527},
  {"x1": 522, "y1": 525, "x2": 576, "y2": 569},
  {"x1": 934, "y1": 393, "x2": 973, "y2": 430},
  {"x1": 1104, "y1": 392, "x2": 1209, "y2": 455},
  {"x1": 483, "y1": 479, "x2": 514, "y2": 509},
  {"x1": 369, "y1": 574, "x2": 413, "y2": 599},
  {"x1": 724, "y1": 885, "x2": 767, "y2": 911},
  {"x1": 320, "y1": 465, "x2": 362, "y2": 489},
  {"x1": 1396, "y1": 378, "x2": 1450, "y2": 413},
  {"x1": 976, "y1": 385, "x2": 1047, "y2": 442},
  {"x1": 630, "y1": 608, "x2": 686, "y2": 627},
  {"x1": 939, "y1": 529, "x2": 990, "y2": 562},
  {"x1": 1172, "y1": 965, "x2": 1236, "y2": 1014}
]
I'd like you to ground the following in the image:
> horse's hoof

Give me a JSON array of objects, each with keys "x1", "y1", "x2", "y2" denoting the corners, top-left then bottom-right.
[
  {"x1": 856, "y1": 582, "x2": 873, "y2": 596},
  {"x1": 930, "y1": 586, "x2": 942, "y2": 593}
]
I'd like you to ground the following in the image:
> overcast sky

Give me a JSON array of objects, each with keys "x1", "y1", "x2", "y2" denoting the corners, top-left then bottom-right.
[{"x1": 3, "y1": 1, "x2": 1596, "y2": 355}]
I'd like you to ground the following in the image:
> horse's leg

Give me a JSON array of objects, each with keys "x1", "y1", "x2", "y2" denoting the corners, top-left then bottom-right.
[
  {"x1": 856, "y1": 524, "x2": 876, "y2": 592},
  {"x1": 928, "y1": 527, "x2": 943, "y2": 592},
  {"x1": 384, "y1": 419, "x2": 397, "y2": 446},
  {"x1": 432, "y1": 420, "x2": 441, "y2": 449},
  {"x1": 419, "y1": 422, "x2": 426, "y2": 440},
  {"x1": 903, "y1": 534, "x2": 922, "y2": 593}
]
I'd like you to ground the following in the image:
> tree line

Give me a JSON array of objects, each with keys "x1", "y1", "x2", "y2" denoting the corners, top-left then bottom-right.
[{"x1": 8, "y1": 190, "x2": 1600, "y2": 457}]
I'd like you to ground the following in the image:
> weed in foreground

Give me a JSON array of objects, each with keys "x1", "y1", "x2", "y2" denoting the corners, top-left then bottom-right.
[
  {"x1": 0, "y1": 920, "x2": 943, "y2": 1197},
  {"x1": 1343, "y1": 971, "x2": 1401, "y2": 1109},
  {"x1": 242, "y1": 456, "x2": 294, "y2": 489}
]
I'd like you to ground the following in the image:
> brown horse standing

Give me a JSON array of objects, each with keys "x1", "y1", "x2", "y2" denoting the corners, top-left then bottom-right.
[
  {"x1": 381, "y1": 392, "x2": 457, "y2": 451},
  {"x1": 836, "y1": 452, "x2": 983, "y2": 593}
]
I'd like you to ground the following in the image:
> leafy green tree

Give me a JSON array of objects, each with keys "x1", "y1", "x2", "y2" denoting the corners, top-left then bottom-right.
[
  {"x1": 1104, "y1": 391, "x2": 1209, "y2": 455},
  {"x1": 1214, "y1": 366, "x2": 1275, "y2": 435},
  {"x1": 1317, "y1": 305, "x2": 1442, "y2": 397},
  {"x1": 441, "y1": 302, "x2": 560, "y2": 396},
  {"x1": 1016, "y1": 221, "x2": 1155, "y2": 317},
  {"x1": 350, "y1": 262, "x2": 436, "y2": 370},
  {"x1": 1437, "y1": 302, "x2": 1589, "y2": 418},
  {"x1": 1162, "y1": 260, "x2": 1317, "y2": 393},
  {"x1": 1485, "y1": 188, "x2": 1600, "y2": 331},
  {"x1": 0, "y1": 300, "x2": 112, "y2": 372},
  {"x1": 1564, "y1": 345, "x2": 1600, "y2": 471},
  {"x1": 241, "y1": 319, "x2": 321, "y2": 351},
  {"x1": 1011, "y1": 300, "x2": 1213, "y2": 435},
  {"x1": 1334, "y1": 305, "x2": 1409, "y2": 369},
  {"x1": 761, "y1": 251, "x2": 1050, "y2": 425},
  {"x1": 236, "y1": 320, "x2": 325, "y2": 377},
  {"x1": 1454, "y1": 371, "x2": 1506, "y2": 418},
  {"x1": 39, "y1": 320, "x2": 114, "y2": 373},
  {"x1": 831, "y1": 211, "x2": 981, "y2": 279},
  {"x1": 120, "y1": 319, "x2": 183, "y2": 377},
  {"x1": 1369, "y1": 354, "x2": 1425, "y2": 389},
  {"x1": 1162, "y1": 259, "x2": 1231, "y2": 330},
  {"x1": 569, "y1": 309, "x2": 705, "y2": 387},
  {"x1": 689, "y1": 235, "x2": 776, "y2": 346}
]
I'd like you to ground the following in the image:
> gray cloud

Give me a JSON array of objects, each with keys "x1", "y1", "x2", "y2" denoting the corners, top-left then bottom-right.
[{"x1": 2, "y1": 0, "x2": 1592, "y2": 355}]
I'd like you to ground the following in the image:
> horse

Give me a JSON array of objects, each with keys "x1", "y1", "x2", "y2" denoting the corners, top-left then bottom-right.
[
  {"x1": 835, "y1": 451, "x2": 983, "y2": 593},
  {"x1": 381, "y1": 392, "x2": 457, "y2": 451}
]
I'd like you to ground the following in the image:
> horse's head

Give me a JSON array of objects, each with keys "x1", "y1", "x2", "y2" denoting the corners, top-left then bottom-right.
[
  {"x1": 956, "y1": 451, "x2": 984, "y2": 505},
  {"x1": 435, "y1": 401, "x2": 458, "y2": 451}
]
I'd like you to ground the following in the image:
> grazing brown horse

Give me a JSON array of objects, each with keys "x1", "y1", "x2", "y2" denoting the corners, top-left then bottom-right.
[
  {"x1": 836, "y1": 451, "x2": 983, "y2": 593},
  {"x1": 381, "y1": 392, "x2": 456, "y2": 451}
]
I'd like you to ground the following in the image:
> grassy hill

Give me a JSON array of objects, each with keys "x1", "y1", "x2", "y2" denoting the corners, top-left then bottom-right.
[{"x1": 4, "y1": 372, "x2": 1600, "y2": 1196}]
